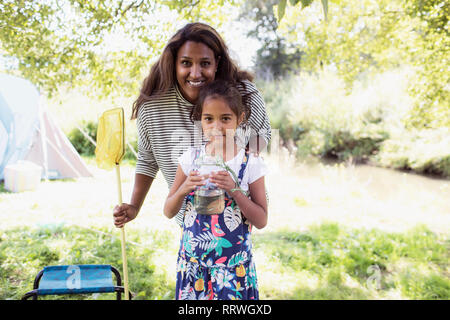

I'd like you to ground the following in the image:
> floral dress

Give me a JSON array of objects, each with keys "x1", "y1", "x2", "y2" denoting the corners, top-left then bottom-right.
[{"x1": 175, "y1": 149, "x2": 259, "y2": 300}]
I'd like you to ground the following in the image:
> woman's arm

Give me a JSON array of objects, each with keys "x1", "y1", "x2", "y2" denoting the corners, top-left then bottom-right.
[
  {"x1": 113, "y1": 173, "x2": 153, "y2": 228},
  {"x1": 114, "y1": 103, "x2": 159, "y2": 227},
  {"x1": 163, "y1": 165, "x2": 207, "y2": 219},
  {"x1": 131, "y1": 173, "x2": 154, "y2": 212}
]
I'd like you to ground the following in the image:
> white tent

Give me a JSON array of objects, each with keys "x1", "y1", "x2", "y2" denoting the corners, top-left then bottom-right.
[{"x1": 0, "y1": 73, "x2": 92, "y2": 180}]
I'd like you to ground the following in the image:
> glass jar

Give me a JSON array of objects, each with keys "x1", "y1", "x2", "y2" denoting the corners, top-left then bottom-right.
[
  {"x1": 194, "y1": 182, "x2": 225, "y2": 215},
  {"x1": 193, "y1": 154, "x2": 225, "y2": 215}
]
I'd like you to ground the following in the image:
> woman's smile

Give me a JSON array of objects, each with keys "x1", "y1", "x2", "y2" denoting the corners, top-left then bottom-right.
[{"x1": 186, "y1": 80, "x2": 206, "y2": 87}]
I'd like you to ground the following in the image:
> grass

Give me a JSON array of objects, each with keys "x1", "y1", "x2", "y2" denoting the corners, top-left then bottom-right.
[
  {"x1": 1, "y1": 154, "x2": 449, "y2": 300},
  {"x1": 1, "y1": 222, "x2": 447, "y2": 300},
  {"x1": 0, "y1": 224, "x2": 173, "y2": 300},
  {"x1": 255, "y1": 223, "x2": 449, "y2": 300}
]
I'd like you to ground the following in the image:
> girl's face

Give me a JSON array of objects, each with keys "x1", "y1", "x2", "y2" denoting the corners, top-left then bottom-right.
[
  {"x1": 201, "y1": 97, "x2": 243, "y2": 143},
  {"x1": 176, "y1": 41, "x2": 218, "y2": 104}
]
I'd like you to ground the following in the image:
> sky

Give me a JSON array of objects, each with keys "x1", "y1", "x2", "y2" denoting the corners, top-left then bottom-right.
[{"x1": 218, "y1": 10, "x2": 260, "y2": 70}]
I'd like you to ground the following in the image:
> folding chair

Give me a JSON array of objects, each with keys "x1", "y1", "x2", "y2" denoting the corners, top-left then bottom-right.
[{"x1": 22, "y1": 264, "x2": 131, "y2": 300}]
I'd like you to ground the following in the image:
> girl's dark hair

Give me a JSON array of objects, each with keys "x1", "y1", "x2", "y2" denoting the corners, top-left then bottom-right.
[
  {"x1": 191, "y1": 80, "x2": 248, "y2": 124},
  {"x1": 131, "y1": 22, "x2": 254, "y2": 119}
]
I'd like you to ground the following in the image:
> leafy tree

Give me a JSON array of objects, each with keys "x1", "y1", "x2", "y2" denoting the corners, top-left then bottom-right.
[
  {"x1": 274, "y1": 0, "x2": 329, "y2": 22},
  {"x1": 0, "y1": 0, "x2": 324, "y2": 95},
  {"x1": 0, "y1": 0, "x2": 235, "y2": 97},
  {"x1": 1, "y1": 0, "x2": 150, "y2": 96},
  {"x1": 403, "y1": 0, "x2": 449, "y2": 128},
  {"x1": 239, "y1": 0, "x2": 303, "y2": 79},
  {"x1": 276, "y1": 0, "x2": 449, "y2": 128}
]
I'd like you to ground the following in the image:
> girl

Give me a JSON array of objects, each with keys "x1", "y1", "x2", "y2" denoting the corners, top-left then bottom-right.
[{"x1": 163, "y1": 80, "x2": 268, "y2": 300}]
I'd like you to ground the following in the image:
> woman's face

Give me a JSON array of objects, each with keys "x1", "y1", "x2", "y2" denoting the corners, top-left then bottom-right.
[{"x1": 176, "y1": 41, "x2": 218, "y2": 104}]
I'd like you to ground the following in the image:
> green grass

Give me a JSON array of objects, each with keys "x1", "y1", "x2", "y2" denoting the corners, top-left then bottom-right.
[
  {"x1": 1, "y1": 152, "x2": 448, "y2": 300},
  {"x1": 253, "y1": 223, "x2": 449, "y2": 300},
  {"x1": 1, "y1": 222, "x2": 448, "y2": 300},
  {"x1": 0, "y1": 224, "x2": 174, "y2": 300}
]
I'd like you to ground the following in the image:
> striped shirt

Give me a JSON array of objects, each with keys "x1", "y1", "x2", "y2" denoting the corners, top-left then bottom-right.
[{"x1": 136, "y1": 79, "x2": 271, "y2": 226}]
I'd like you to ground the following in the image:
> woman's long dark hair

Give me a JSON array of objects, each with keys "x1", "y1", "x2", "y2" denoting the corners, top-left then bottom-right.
[{"x1": 131, "y1": 22, "x2": 254, "y2": 119}]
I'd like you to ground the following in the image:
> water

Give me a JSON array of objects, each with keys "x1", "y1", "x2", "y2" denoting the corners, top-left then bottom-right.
[
  {"x1": 194, "y1": 189, "x2": 225, "y2": 215},
  {"x1": 264, "y1": 153, "x2": 450, "y2": 235}
]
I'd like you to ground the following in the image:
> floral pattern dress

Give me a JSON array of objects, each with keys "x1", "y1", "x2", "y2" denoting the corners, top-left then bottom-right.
[{"x1": 175, "y1": 149, "x2": 259, "y2": 300}]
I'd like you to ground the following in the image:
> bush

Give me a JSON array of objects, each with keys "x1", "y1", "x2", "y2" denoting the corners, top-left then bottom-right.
[
  {"x1": 259, "y1": 69, "x2": 450, "y2": 177},
  {"x1": 374, "y1": 128, "x2": 450, "y2": 178},
  {"x1": 67, "y1": 120, "x2": 138, "y2": 161},
  {"x1": 296, "y1": 126, "x2": 388, "y2": 162},
  {"x1": 259, "y1": 71, "x2": 391, "y2": 162},
  {"x1": 256, "y1": 77, "x2": 305, "y2": 148},
  {"x1": 67, "y1": 120, "x2": 97, "y2": 156},
  {"x1": 124, "y1": 138, "x2": 138, "y2": 161}
]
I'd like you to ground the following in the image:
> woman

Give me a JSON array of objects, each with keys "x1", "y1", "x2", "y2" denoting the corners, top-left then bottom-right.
[{"x1": 113, "y1": 22, "x2": 271, "y2": 227}]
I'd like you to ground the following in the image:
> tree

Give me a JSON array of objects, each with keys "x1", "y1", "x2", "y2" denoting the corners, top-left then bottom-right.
[
  {"x1": 239, "y1": 0, "x2": 303, "y2": 79},
  {"x1": 403, "y1": 0, "x2": 449, "y2": 128},
  {"x1": 276, "y1": 0, "x2": 449, "y2": 128},
  {"x1": 273, "y1": 0, "x2": 329, "y2": 22},
  {"x1": 0, "y1": 0, "x2": 235, "y2": 97}
]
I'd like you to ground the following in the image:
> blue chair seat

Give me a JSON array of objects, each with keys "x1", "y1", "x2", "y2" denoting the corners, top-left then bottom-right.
[
  {"x1": 37, "y1": 265, "x2": 115, "y2": 295},
  {"x1": 22, "y1": 264, "x2": 129, "y2": 300}
]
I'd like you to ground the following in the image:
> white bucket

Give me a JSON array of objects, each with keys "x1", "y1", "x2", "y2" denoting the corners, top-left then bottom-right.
[{"x1": 4, "y1": 160, "x2": 43, "y2": 192}]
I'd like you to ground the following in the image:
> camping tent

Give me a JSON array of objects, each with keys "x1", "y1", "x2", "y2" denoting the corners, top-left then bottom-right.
[{"x1": 0, "y1": 73, "x2": 92, "y2": 180}]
